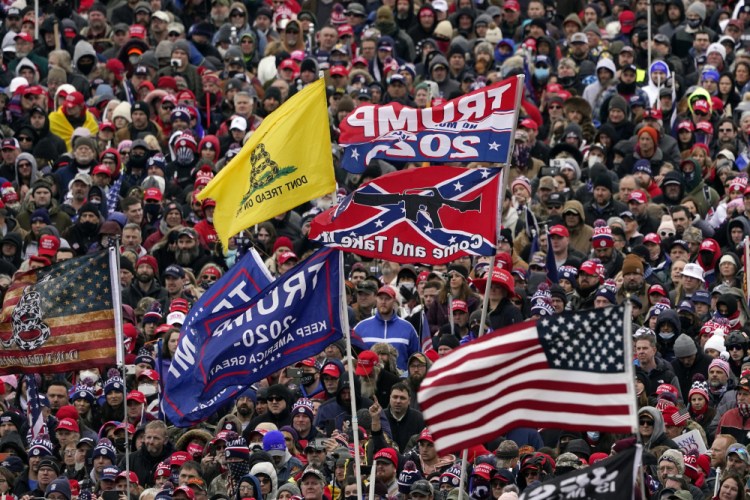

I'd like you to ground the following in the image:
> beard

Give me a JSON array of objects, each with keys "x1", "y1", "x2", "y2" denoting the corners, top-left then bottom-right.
[
  {"x1": 136, "y1": 271, "x2": 153, "y2": 283},
  {"x1": 236, "y1": 403, "x2": 252, "y2": 416},
  {"x1": 623, "y1": 280, "x2": 642, "y2": 292},
  {"x1": 175, "y1": 246, "x2": 199, "y2": 266},
  {"x1": 408, "y1": 374, "x2": 424, "y2": 394},
  {"x1": 360, "y1": 376, "x2": 377, "y2": 399}
]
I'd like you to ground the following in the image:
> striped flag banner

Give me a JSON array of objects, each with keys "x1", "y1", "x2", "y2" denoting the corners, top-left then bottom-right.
[
  {"x1": 25, "y1": 375, "x2": 48, "y2": 440},
  {"x1": 0, "y1": 251, "x2": 116, "y2": 374},
  {"x1": 417, "y1": 305, "x2": 635, "y2": 454}
]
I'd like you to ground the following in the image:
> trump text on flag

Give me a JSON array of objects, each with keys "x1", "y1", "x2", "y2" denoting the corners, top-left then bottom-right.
[{"x1": 338, "y1": 78, "x2": 519, "y2": 172}]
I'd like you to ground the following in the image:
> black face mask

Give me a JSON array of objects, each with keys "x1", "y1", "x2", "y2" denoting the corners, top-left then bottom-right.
[
  {"x1": 618, "y1": 81, "x2": 637, "y2": 94},
  {"x1": 129, "y1": 154, "x2": 148, "y2": 170},
  {"x1": 558, "y1": 75, "x2": 576, "y2": 88},
  {"x1": 80, "y1": 221, "x2": 98, "y2": 235},
  {"x1": 687, "y1": 18, "x2": 702, "y2": 28},
  {"x1": 78, "y1": 60, "x2": 96, "y2": 75},
  {"x1": 144, "y1": 204, "x2": 161, "y2": 218},
  {"x1": 300, "y1": 374, "x2": 315, "y2": 387},
  {"x1": 113, "y1": 437, "x2": 127, "y2": 452}
]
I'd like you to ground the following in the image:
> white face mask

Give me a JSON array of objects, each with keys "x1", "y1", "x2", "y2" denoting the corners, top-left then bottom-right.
[
  {"x1": 588, "y1": 155, "x2": 603, "y2": 167},
  {"x1": 138, "y1": 384, "x2": 157, "y2": 396}
]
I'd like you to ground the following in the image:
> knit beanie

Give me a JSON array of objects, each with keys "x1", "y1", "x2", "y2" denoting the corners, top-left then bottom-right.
[
  {"x1": 398, "y1": 461, "x2": 424, "y2": 494},
  {"x1": 92, "y1": 438, "x2": 117, "y2": 463},
  {"x1": 689, "y1": 379, "x2": 710, "y2": 402},
  {"x1": 225, "y1": 436, "x2": 250, "y2": 460},
  {"x1": 687, "y1": 1, "x2": 706, "y2": 20},
  {"x1": 621, "y1": 254, "x2": 644, "y2": 276},
  {"x1": 638, "y1": 126, "x2": 659, "y2": 145},
  {"x1": 708, "y1": 357, "x2": 730, "y2": 378},
  {"x1": 673, "y1": 334, "x2": 697, "y2": 358},
  {"x1": 291, "y1": 398, "x2": 314, "y2": 421},
  {"x1": 592, "y1": 175, "x2": 612, "y2": 192}
]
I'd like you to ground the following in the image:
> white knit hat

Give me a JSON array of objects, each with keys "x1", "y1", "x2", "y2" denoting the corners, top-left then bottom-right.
[{"x1": 704, "y1": 334, "x2": 726, "y2": 355}]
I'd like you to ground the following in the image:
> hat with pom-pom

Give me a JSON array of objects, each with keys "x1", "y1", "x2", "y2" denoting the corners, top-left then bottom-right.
[
  {"x1": 689, "y1": 377, "x2": 710, "y2": 402},
  {"x1": 398, "y1": 460, "x2": 423, "y2": 494}
]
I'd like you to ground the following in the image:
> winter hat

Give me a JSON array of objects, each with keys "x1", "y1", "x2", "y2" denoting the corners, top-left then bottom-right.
[
  {"x1": 673, "y1": 334, "x2": 697, "y2": 358},
  {"x1": 592, "y1": 175, "x2": 612, "y2": 192},
  {"x1": 28, "y1": 435, "x2": 54, "y2": 457},
  {"x1": 709, "y1": 357, "x2": 731, "y2": 378},
  {"x1": 638, "y1": 126, "x2": 659, "y2": 145},
  {"x1": 398, "y1": 460, "x2": 423, "y2": 494},
  {"x1": 225, "y1": 436, "x2": 250, "y2": 460},
  {"x1": 262, "y1": 430, "x2": 286, "y2": 457},
  {"x1": 93, "y1": 438, "x2": 116, "y2": 463},
  {"x1": 511, "y1": 176, "x2": 531, "y2": 196},
  {"x1": 440, "y1": 465, "x2": 462, "y2": 488},
  {"x1": 591, "y1": 226, "x2": 614, "y2": 249},
  {"x1": 608, "y1": 94, "x2": 628, "y2": 113},
  {"x1": 705, "y1": 336, "x2": 728, "y2": 357},
  {"x1": 46, "y1": 478, "x2": 71, "y2": 500},
  {"x1": 277, "y1": 484, "x2": 301, "y2": 497},
  {"x1": 659, "y1": 449, "x2": 685, "y2": 474},
  {"x1": 689, "y1": 379, "x2": 710, "y2": 402},
  {"x1": 291, "y1": 398, "x2": 314, "y2": 420},
  {"x1": 687, "y1": 1, "x2": 706, "y2": 20},
  {"x1": 104, "y1": 376, "x2": 124, "y2": 394},
  {"x1": 30, "y1": 208, "x2": 51, "y2": 225},
  {"x1": 621, "y1": 254, "x2": 644, "y2": 276},
  {"x1": 657, "y1": 216, "x2": 676, "y2": 237},
  {"x1": 595, "y1": 286, "x2": 616, "y2": 305}
]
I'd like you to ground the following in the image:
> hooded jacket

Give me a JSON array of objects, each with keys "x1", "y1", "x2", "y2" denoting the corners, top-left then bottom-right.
[
  {"x1": 13, "y1": 153, "x2": 39, "y2": 192},
  {"x1": 643, "y1": 60, "x2": 671, "y2": 107},
  {"x1": 583, "y1": 57, "x2": 617, "y2": 118},
  {"x1": 638, "y1": 406, "x2": 678, "y2": 450},
  {"x1": 561, "y1": 200, "x2": 594, "y2": 255},
  {"x1": 250, "y1": 462, "x2": 278, "y2": 500},
  {"x1": 236, "y1": 474, "x2": 263, "y2": 500},
  {"x1": 652, "y1": 170, "x2": 686, "y2": 208},
  {"x1": 655, "y1": 309, "x2": 681, "y2": 361}
]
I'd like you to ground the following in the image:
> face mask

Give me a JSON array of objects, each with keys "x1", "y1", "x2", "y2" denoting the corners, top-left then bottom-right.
[
  {"x1": 588, "y1": 156, "x2": 603, "y2": 167},
  {"x1": 128, "y1": 54, "x2": 140, "y2": 65},
  {"x1": 206, "y1": 216, "x2": 213, "y2": 224},
  {"x1": 688, "y1": 18, "x2": 702, "y2": 28},
  {"x1": 345, "y1": 496, "x2": 358, "y2": 500},
  {"x1": 129, "y1": 155, "x2": 148, "y2": 170},
  {"x1": 80, "y1": 221, "x2": 98, "y2": 235},
  {"x1": 300, "y1": 374, "x2": 315, "y2": 386},
  {"x1": 78, "y1": 60, "x2": 95, "y2": 75},
  {"x1": 138, "y1": 384, "x2": 157, "y2": 396},
  {"x1": 225, "y1": 249, "x2": 238, "y2": 268},
  {"x1": 558, "y1": 75, "x2": 575, "y2": 87},
  {"x1": 144, "y1": 204, "x2": 161, "y2": 217},
  {"x1": 658, "y1": 331, "x2": 675, "y2": 340},
  {"x1": 586, "y1": 431, "x2": 600, "y2": 441},
  {"x1": 171, "y1": 58, "x2": 182, "y2": 68},
  {"x1": 400, "y1": 282, "x2": 415, "y2": 291},
  {"x1": 176, "y1": 147, "x2": 195, "y2": 166},
  {"x1": 113, "y1": 437, "x2": 127, "y2": 452},
  {"x1": 534, "y1": 68, "x2": 549, "y2": 82}
]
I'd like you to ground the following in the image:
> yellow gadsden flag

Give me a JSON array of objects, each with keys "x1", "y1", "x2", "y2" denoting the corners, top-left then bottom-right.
[{"x1": 197, "y1": 79, "x2": 335, "y2": 248}]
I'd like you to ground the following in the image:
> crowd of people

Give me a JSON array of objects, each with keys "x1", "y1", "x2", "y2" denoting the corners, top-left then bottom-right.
[{"x1": 0, "y1": 0, "x2": 747, "y2": 497}]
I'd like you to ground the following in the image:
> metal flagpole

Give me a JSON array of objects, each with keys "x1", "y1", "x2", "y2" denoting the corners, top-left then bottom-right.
[
  {"x1": 647, "y1": 0, "x2": 652, "y2": 71},
  {"x1": 448, "y1": 292, "x2": 455, "y2": 336},
  {"x1": 622, "y1": 298, "x2": 638, "y2": 435},
  {"x1": 744, "y1": 237, "x2": 750, "y2": 308},
  {"x1": 108, "y1": 244, "x2": 131, "y2": 500},
  {"x1": 367, "y1": 459, "x2": 377, "y2": 500},
  {"x1": 457, "y1": 449, "x2": 469, "y2": 500},
  {"x1": 340, "y1": 251, "x2": 363, "y2": 500}
]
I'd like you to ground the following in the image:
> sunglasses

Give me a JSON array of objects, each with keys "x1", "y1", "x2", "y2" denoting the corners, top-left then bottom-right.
[
  {"x1": 17, "y1": 162, "x2": 31, "y2": 167},
  {"x1": 162, "y1": 105, "x2": 175, "y2": 111},
  {"x1": 268, "y1": 396, "x2": 284, "y2": 402},
  {"x1": 230, "y1": 11, "x2": 245, "y2": 17},
  {"x1": 168, "y1": 32, "x2": 180, "y2": 37},
  {"x1": 639, "y1": 419, "x2": 654, "y2": 426},
  {"x1": 201, "y1": 275, "x2": 218, "y2": 283},
  {"x1": 548, "y1": 104, "x2": 562, "y2": 109},
  {"x1": 285, "y1": 28, "x2": 299, "y2": 33},
  {"x1": 660, "y1": 231, "x2": 675, "y2": 238},
  {"x1": 728, "y1": 344, "x2": 745, "y2": 351}
]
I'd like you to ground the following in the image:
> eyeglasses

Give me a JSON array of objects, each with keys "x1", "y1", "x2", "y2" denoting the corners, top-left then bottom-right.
[
  {"x1": 168, "y1": 32, "x2": 180, "y2": 37},
  {"x1": 239, "y1": 486, "x2": 254, "y2": 493},
  {"x1": 17, "y1": 136, "x2": 31, "y2": 143},
  {"x1": 258, "y1": 477, "x2": 271, "y2": 485},
  {"x1": 231, "y1": 12, "x2": 245, "y2": 17},
  {"x1": 241, "y1": 39, "x2": 254, "y2": 44},
  {"x1": 285, "y1": 28, "x2": 299, "y2": 34},
  {"x1": 22, "y1": 94, "x2": 35, "y2": 100},
  {"x1": 201, "y1": 275, "x2": 218, "y2": 283},
  {"x1": 639, "y1": 419, "x2": 654, "y2": 426},
  {"x1": 719, "y1": 128, "x2": 734, "y2": 133},
  {"x1": 728, "y1": 344, "x2": 745, "y2": 351},
  {"x1": 268, "y1": 396, "x2": 285, "y2": 402},
  {"x1": 17, "y1": 162, "x2": 31, "y2": 168},
  {"x1": 162, "y1": 105, "x2": 175, "y2": 111},
  {"x1": 659, "y1": 231, "x2": 675, "y2": 238}
]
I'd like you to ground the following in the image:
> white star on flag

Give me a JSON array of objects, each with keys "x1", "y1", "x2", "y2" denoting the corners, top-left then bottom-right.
[
  {"x1": 488, "y1": 142, "x2": 500, "y2": 151},
  {"x1": 350, "y1": 149, "x2": 360, "y2": 160}
]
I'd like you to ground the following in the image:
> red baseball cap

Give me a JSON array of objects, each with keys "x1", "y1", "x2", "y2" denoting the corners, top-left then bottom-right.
[
  {"x1": 14, "y1": 32, "x2": 33, "y2": 43},
  {"x1": 22, "y1": 85, "x2": 44, "y2": 96},
  {"x1": 279, "y1": 59, "x2": 300, "y2": 76},
  {"x1": 619, "y1": 10, "x2": 636, "y2": 33},
  {"x1": 549, "y1": 224, "x2": 569, "y2": 238},
  {"x1": 373, "y1": 448, "x2": 398, "y2": 467},
  {"x1": 57, "y1": 418, "x2": 79, "y2": 433},
  {"x1": 295, "y1": 357, "x2": 317, "y2": 368},
  {"x1": 330, "y1": 65, "x2": 349, "y2": 77},
  {"x1": 144, "y1": 187, "x2": 163, "y2": 202},
  {"x1": 170, "y1": 451, "x2": 192, "y2": 468},
  {"x1": 337, "y1": 24, "x2": 353, "y2": 37},
  {"x1": 628, "y1": 190, "x2": 648, "y2": 204},
  {"x1": 92, "y1": 165, "x2": 111, "y2": 177},
  {"x1": 677, "y1": 120, "x2": 695, "y2": 132},
  {"x1": 451, "y1": 299, "x2": 468, "y2": 313},
  {"x1": 130, "y1": 25, "x2": 147, "y2": 39},
  {"x1": 693, "y1": 99, "x2": 710, "y2": 114},
  {"x1": 355, "y1": 350, "x2": 379, "y2": 376},
  {"x1": 418, "y1": 428, "x2": 434, "y2": 443},
  {"x1": 643, "y1": 233, "x2": 661, "y2": 245},
  {"x1": 126, "y1": 390, "x2": 146, "y2": 404},
  {"x1": 696, "y1": 121, "x2": 713, "y2": 134},
  {"x1": 519, "y1": 118, "x2": 538, "y2": 130},
  {"x1": 579, "y1": 260, "x2": 599, "y2": 276},
  {"x1": 376, "y1": 285, "x2": 396, "y2": 298},
  {"x1": 648, "y1": 284, "x2": 667, "y2": 297},
  {"x1": 321, "y1": 364, "x2": 341, "y2": 378},
  {"x1": 64, "y1": 91, "x2": 86, "y2": 109},
  {"x1": 278, "y1": 251, "x2": 298, "y2": 266},
  {"x1": 139, "y1": 369, "x2": 160, "y2": 381},
  {"x1": 173, "y1": 486, "x2": 195, "y2": 500},
  {"x1": 38, "y1": 234, "x2": 60, "y2": 257},
  {"x1": 117, "y1": 471, "x2": 140, "y2": 485},
  {"x1": 504, "y1": 0, "x2": 520, "y2": 11}
]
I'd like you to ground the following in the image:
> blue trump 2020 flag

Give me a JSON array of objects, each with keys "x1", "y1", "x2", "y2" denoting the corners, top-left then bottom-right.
[{"x1": 163, "y1": 248, "x2": 345, "y2": 426}]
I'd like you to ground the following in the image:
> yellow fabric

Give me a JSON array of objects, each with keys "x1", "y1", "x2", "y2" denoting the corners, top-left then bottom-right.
[
  {"x1": 48, "y1": 108, "x2": 101, "y2": 151},
  {"x1": 197, "y1": 79, "x2": 335, "y2": 249}
]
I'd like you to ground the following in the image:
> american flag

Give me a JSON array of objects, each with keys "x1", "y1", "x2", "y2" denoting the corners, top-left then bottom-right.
[
  {"x1": 417, "y1": 305, "x2": 635, "y2": 454},
  {"x1": 25, "y1": 375, "x2": 47, "y2": 441}
]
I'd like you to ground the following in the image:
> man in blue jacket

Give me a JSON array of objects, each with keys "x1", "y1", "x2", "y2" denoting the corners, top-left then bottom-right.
[{"x1": 353, "y1": 285, "x2": 421, "y2": 375}]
